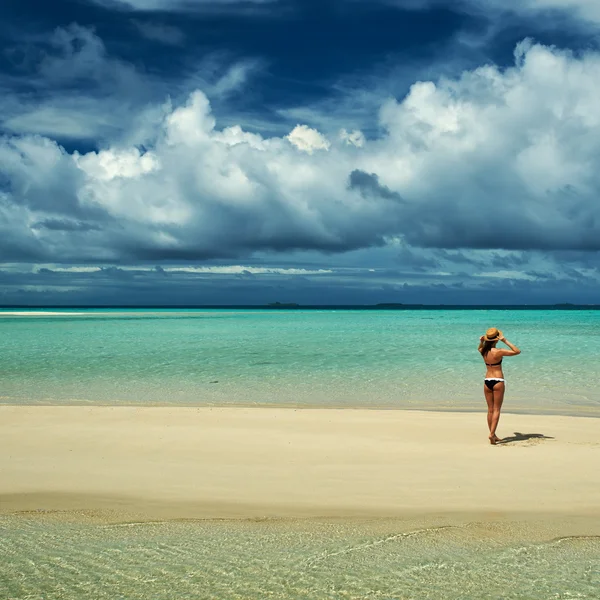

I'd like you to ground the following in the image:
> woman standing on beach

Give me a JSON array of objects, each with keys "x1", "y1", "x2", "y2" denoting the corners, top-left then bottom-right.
[{"x1": 478, "y1": 328, "x2": 521, "y2": 445}]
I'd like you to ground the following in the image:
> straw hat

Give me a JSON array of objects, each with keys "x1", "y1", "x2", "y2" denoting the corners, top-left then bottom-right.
[{"x1": 484, "y1": 327, "x2": 502, "y2": 341}]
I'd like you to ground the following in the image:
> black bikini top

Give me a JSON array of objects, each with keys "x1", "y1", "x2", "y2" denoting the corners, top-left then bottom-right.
[{"x1": 482, "y1": 349, "x2": 502, "y2": 366}]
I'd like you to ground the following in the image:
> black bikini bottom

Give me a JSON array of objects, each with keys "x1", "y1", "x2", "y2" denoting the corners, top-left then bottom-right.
[
  {"x1": 484, "y1": 379, "x2": 504, "y2": 390},
  {"x1": 483, "y1": 377, "x2": 504, "y2": 390}
]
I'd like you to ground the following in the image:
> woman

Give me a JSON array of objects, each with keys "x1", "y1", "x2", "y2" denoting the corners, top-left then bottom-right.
[{"x1": 478, "y1": 327, "x2": 521, "y2": 445}]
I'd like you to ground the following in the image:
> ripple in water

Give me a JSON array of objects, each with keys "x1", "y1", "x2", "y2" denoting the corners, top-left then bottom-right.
[{"x1": 1, "y1": 515, "x2": 599, "y2": 599}]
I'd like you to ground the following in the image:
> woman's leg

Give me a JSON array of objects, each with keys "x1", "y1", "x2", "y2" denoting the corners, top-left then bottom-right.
[
  {"x1": 484, "y1": 383, "x2": 494, "y2": 433},
  {"x1": 489, "y1": 382, "x2": 505, "y2": 442}
]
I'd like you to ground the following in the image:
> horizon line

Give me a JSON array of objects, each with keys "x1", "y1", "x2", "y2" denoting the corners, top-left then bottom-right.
[{"x1": 0, "y1": 303, "x2": 598, "y2": 310}]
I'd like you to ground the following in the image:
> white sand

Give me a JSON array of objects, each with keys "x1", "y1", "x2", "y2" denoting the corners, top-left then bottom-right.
[
  {"x1": 0, "y1": 312, "x2": 85, "y2": 316},
  {"x1": 1, "y1": 407, "x2": 599, "y2": 520}
]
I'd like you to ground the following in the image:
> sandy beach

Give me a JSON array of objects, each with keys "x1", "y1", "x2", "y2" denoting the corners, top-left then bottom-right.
[
  {"x1": 0, "y1": 312, "x2": 86, "y2": 316},
  {"x1": 1, "y1": 406, "x2": 599, "y2": 521}
]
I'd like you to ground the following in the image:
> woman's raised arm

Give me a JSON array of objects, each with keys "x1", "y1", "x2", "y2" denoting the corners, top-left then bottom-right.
[{"x1": 499, "y1": 335, "x2": 521, "y2": 356}]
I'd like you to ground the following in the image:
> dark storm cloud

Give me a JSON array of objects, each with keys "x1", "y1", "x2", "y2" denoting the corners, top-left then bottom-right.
[
  {"x1": 0, "y1": 20, "x2": 265, "y2": 145},
  {"x1": 0, "y1": 24, "x2": 157, "y2": 142},
  {"x1": 85, "y1": 0, "x2": 280, "y2": 13},
  {"x1": 525, "y1": 270, "x2": 558, "y2": 281},
  {"x1": 0, "y1": 232, "x2": 45, "y2": 262},
  {"x1": 347, "y1": 171, "x2": 600, "y2": 253},
  {"x1": 489, "y1": 252, "x2": 530, "y2": 268},
  {"x1": 402, "y1": 207, "x2": 600, "y2": 252},
  {"x1": 31, "y1": 219, "x2": 101, "y2": 232},
  {"x1": 550, "y1": 250, "x2": 600, "y2": 269},
  {"x1": 348, "y1": 170, "x2": 405, "y2": 202},
  {"x1": 395, "y1": 245, "x2": 440, "y2": 271},
  {"x1": 438, "y1": 250, "x2": 484, "y2": 265},
  {"x1": 0, "y1": 262, "x2": 598, "y2": 306},
  {"x1": 370, "y1": 0, "x2": 600, "y2": 28}
]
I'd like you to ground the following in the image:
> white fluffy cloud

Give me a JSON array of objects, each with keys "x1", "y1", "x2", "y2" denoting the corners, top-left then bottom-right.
[
  {"x1": 286, "y1": 125, "x2": 331, "y2": 154},
  {"x1": 75, "y1": 148, "x2": 161, "y2": 181},
  {"x1": 340, "y1": 129, "x2": 366, "y2": 147},
  {"x1": 3, "y1": 41, "x2": 600, "y2": 264}
]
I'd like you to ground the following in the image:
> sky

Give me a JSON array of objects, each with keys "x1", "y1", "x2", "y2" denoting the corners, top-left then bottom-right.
[{"x1": 1, "y1": 0, "x2": 600, "y2": 305}]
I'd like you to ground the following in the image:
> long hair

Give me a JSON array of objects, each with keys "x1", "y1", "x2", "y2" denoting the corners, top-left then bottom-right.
[{"x1": 480, "y1": 339, "x2": 497, "y2": 358}]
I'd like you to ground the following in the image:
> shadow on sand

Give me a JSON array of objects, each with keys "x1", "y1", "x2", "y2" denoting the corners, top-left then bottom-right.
[{"x1": 497, "y1": 432, "x2": 555, "y2": 445}]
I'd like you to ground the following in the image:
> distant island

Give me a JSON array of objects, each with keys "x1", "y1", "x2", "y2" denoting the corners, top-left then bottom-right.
[
  {"x1": 1, "y1": 303, "x2": 598, "y2": 310},
  {"x1": 266, "y1": 302, "x2": 300, "y2": 308}
]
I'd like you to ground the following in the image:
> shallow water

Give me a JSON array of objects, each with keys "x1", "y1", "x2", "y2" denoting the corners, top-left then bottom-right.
[
  {"x1": 1, "y1": 514, "x2": 599, "y2": 600},
  {"x1": 1, "y1": 309, "x2": 599, "y2": 416}
]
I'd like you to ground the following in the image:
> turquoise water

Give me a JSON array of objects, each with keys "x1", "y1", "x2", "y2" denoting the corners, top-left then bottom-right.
[
  {"x1": 1, "y1": 309, "x2": 599, "y2": 415},
  {"x1": 2, "y1": 514, "x2": 599, "y2": 600}
]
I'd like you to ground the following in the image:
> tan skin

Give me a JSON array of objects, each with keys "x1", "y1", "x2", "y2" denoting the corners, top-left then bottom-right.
[{"x1": 478, "y1": 332, "x2": 521, "y2": 445}]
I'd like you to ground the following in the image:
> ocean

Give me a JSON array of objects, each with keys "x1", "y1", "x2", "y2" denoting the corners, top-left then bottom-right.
[
  {"x1": 2, "y1": 514, "x2": 599, "y2": 600},
  {"x1": 1, "y1": 308, "x2": 599, "y2": 416}
]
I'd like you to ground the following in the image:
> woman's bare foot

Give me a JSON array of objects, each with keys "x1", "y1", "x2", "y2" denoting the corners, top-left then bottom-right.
[{"x1": 489, "y1": 435, "x2": 497, "y2": 445}]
